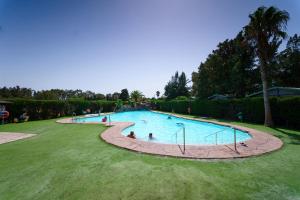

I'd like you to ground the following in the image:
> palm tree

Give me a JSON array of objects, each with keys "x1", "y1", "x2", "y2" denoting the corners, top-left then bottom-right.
[
  {"x1": 130, "y1": 90, "x2": 144, "y2": 103},
  {"x1": 245, "y1": 6, "x2": 289, "y2": 127},
  {"x1": 115, "y1": 99, "x2": 123, "y2": 111}
]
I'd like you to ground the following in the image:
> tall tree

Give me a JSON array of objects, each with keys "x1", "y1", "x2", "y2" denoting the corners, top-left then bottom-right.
[
  {"x1": 112, "y1": 92, "x2": 120, "y2": 101},
  {"x1": 230, "y1": 32, "x2": 258, "y2": 97},
  {"x1": 106, "y1": 93, "x2": 112, "y2": 101},
  {"x1": 165, "y1": 71, "x2": 179, "y2": 99},
  {"x1": 164, "y1": 71, "x2": 189, "y2": 99},
  {"x1": 192, "y1": 32, "x2": 257, "y2": 98},
  {"x1": 119, "y1": 89, "x2": 129, "y2": 101},
  {"x1": 177, "y1": 72, "x2": 190, "y2": 97},
  {"x1": 245, "y1": 6, "x2": 289, "y2": 127},
  {"x1": 0, "y1": 86, "x2": 33, "y2": 98},
  {"x1": 156, "y1": 91, "x2": 160, "y2": 98},
  {"x1": 275, "y1": 34, "x2": 300, "y2": 87},
  {"x1": 94, "y1": 93, "x2": 106, "y2": 100}
]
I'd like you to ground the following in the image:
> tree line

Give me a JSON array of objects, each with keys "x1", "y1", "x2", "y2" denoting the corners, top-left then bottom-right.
[
  {"x1": 192, "y1": 32, "x2": 300, "y2": 99},
  {"x1": 164, "y1": 7, "x2": 299, "y2": 101},
  {"x1": 0, "y1": 86, "x2": 145, "y2": 102},
  {"x1": 163, "y1": 6, "x2": 299, "y2": 126}
]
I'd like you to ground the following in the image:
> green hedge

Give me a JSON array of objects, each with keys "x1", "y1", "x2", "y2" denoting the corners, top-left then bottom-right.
[
  {"x1": 5, "y1": 99, "x2": 116, "y2": 121},
  {"x1": 3, "y1": 97, "x2": 299, "y2": 129},
  {"x1": 155, "y1": 97, "x2": 300, "y2": 129}
]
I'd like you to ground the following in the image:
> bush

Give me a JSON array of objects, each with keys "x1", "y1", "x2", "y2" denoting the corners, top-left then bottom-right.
[
  {"x1": 155, "y1": 97, "x2": 300, "y2": 129},
  {"x1": 272, "y1": 97, "x2": 300, "y2": 128},
  {"x1": 175, "y1": 96, "x2": 189, "y2": 101}
]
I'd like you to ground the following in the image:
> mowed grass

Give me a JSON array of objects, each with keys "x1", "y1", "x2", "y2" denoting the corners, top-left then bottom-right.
[{"x1": 0, "y1": 118, "x2": 300, "y2": 200}]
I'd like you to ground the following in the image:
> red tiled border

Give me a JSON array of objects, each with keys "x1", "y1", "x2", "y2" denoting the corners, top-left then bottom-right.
[{"x1": 56, "y1": 113, "x2": 283, "y2": 159}]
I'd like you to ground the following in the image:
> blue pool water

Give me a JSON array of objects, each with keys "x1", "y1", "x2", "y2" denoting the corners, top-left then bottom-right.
[{"x1": 75, "y1": 111, "x2": 251, "y2": 145}]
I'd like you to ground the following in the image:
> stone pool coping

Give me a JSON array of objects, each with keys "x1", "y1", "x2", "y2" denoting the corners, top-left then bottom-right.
[
  {"x1": 56, "y1": 112, "x2": 283, "y2": 159},
  {"x1": 0, "y1": 132, "x2": 36, "y2": 144}
]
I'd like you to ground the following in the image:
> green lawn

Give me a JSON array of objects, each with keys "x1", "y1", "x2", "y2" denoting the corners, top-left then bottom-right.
[{"x1": 0, "y1": 118, "x2": 299, "y2": 200}]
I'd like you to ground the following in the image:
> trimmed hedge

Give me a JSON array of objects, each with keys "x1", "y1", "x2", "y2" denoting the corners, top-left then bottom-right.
[
  {"x1": 3, "y1": 97, "x2": 299, "y2": 129},
  {"x1": 155, "y1": 97, "x2": 300, "y2": 129},
  {"x1": 5, "y1": 99, "x2": 116, "y2": 121}
]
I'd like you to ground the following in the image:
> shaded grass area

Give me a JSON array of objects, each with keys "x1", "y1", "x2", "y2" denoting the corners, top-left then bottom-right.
[{"x1": 0, "y1": 118, "x2": 300, "y2": 200}]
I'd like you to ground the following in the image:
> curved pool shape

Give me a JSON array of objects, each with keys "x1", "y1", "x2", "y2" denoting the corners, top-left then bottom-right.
[{"x1": 75, "y1": 111, "x2": 251, "y2": 145}]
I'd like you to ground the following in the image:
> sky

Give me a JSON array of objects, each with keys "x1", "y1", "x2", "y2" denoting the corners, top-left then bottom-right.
[{"x1": 0, "y1": 0, "x2": 299, "y2": 97}]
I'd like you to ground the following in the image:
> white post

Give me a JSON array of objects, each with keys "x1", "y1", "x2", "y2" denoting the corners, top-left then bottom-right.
[{"x1": 234, "y1": 128, "x2": 237, "y2": 152}]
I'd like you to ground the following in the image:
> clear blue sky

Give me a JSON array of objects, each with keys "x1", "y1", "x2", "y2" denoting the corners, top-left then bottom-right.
[{"x1": 0, "y1": 0, "x2": 299, "y2": 97}]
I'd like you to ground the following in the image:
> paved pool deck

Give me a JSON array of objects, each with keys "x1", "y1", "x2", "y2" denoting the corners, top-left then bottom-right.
[
  {"x1": 0, "y1": 132, "x2": 36, "y2": 144},
  {"x1": 56, "y1": 113, "x2": 283, "y2": 159}
]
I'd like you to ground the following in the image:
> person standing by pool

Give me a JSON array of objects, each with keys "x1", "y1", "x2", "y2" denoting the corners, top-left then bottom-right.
[{"x1": 127, "y1": 131, "x2": 136, "y2": 139}]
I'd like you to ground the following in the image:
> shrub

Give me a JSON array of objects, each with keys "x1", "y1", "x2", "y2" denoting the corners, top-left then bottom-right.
[{"x1": 175, "y1": 96, "x2": 189, "y2": 101}]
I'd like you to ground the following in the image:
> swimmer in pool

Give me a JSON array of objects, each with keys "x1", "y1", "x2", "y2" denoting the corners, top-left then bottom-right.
[
  {"x1": 148, "y1": 133, "x2": 154, "y2": 140},
  {"x1": 127, "y1": 131, "x2": 136, "y2": 139}
]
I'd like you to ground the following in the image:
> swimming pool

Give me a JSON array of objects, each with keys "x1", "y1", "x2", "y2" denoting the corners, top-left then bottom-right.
[{"x1": 75, "y1": 111, "x2": 251, "y2": 145}]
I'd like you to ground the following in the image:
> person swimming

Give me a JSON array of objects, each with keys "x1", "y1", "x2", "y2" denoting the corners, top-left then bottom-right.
[
  {"x1": 127, "y1": 131, "x2": 136, "y2": 139},
  {"x1": 167, "y1": 115, "x2": 172, "y2": 119},
  {"x1": 148, "y1": 133, "x2": 154, "y2": 140},
  {"x1": 102, "y1": 116, "x2": 107, "y2": 122}
]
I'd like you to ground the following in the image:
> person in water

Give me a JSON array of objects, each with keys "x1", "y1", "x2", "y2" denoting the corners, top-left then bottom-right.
[
  {"x1": 102, "y1": 116, "x2": 107, "y2": 122},
  {"x1": 167, "y1": 115, "x2": 172, "y2": 119},
  {"x1": 127, "y1": 131, "x2": 136, "y2": 139},
  {"x1": 148, "y1": 133, "x2": 154, "y2": 140}
]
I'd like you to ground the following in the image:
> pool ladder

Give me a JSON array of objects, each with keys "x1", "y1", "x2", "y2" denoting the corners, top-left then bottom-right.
[
  {"x1": 204, "y1": 128, "x2": 238, "y2": 152},
  {"x1": 172, "y1": 123, "x2": 186, "y2": 154}
]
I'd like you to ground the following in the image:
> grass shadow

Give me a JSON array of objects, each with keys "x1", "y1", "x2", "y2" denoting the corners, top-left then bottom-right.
[{"x1": 271, "y1": 127, "x2": 300, "y2": 145}]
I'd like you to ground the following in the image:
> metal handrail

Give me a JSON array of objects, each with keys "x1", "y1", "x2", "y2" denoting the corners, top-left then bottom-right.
[
  {"x1": 171, "y1": 127, "x2": 183, "y2": 144},
  {"x1": 108, "y1": 114, "x2": 111, "y2": 126},
  {"x1": 204, "y1": 129, "x2": 226, "y2": 138},
  {"x1": 172, "y1": 123, "x2": 186, "y2": 154},
  {"x1": 204, "y1": 129, "x2": 226, "y2": 145}
]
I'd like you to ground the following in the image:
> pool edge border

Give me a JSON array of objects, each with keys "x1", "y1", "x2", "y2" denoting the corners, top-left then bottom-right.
[{"x1": 56, "y1": 111, "x2": 283, "y2": 159}]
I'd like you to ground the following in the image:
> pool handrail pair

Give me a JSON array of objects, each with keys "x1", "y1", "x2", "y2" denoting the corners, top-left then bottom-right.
[
  {"x1": 204, "y1": 128, "x2": 238, "y2": 152},
  {"x1": 172, "y1": 123, "x2": 186, "y2": 154}
]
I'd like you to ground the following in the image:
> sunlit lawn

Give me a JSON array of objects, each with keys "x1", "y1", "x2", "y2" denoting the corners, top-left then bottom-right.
[{"x1": 0, "y1": 117, "x2": 299, "y2": 200}]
